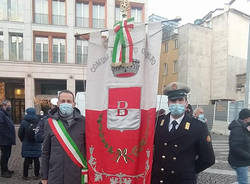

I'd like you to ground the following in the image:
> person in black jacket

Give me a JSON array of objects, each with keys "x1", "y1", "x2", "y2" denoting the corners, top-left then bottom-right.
[
  {"x1": 228, "y1": 108, "x2": 250, "y2": 184},
  {"x1": 35, "y1": 98, "x2": 58, "y2": 143},
  {"x1": 18, "y1": 107, "x2": 42, "y2": 180},
  {"x1": 0, "y1": 100, "x2": 16, "y2": 178},
  {"x1": 151, "y1": 82, "x2": 215, "y2": 184}
]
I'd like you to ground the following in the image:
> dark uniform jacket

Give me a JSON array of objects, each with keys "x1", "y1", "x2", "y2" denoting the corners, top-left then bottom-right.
[
  {"x1": 228, "y1": 120, "x2": 250, "y2": 167},
  {"x1": 41, "y1": 107, "x2": 85, "y2": 184},
  {"x1": 151, "y1": 113, "x2": 215, "y2": 184}
]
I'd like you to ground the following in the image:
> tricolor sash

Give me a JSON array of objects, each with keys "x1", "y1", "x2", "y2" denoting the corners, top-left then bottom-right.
[{"x1": 48, "y1": 118, "x2": 88, "y2": 184}]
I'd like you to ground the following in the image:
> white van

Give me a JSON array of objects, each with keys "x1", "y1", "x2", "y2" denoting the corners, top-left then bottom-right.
[
  {"x1": 75, "y1": 92, "x2": 86, "y2": 116},
  {"x1": 156, "y1": 95, "x2": 169, "y2": 114}
]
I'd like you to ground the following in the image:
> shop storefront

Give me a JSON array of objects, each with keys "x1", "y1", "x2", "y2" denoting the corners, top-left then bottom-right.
[{"x1": 0, "y1": 78, "x2": 25, "y2": 124}]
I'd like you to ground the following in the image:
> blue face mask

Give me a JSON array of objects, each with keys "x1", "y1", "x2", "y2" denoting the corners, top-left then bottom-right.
[
  {"x1": 198, "y1": 114, "x2": 205, "y2": 119},
  {"x1": 169, "y1": 104, "x2": 185, "y2": 116},
  {"x1": 198, "y1": 114, "x2": 206, "y2": 122},
  {"x1": 59, "y1": 103, "x2": 73, "y2": 116}
]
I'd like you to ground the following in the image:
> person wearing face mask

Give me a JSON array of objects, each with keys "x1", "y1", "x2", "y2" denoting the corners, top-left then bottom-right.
[
  {"x1": 193, "y1": 107, "x2": 207, "y2": 123},
  {"x1": 35, "y1": 98, "x2": 58, "y2": 143},
  {"x1": 0, "y1": 100, "x2": 16, "y2": 178},
  {"x1": 228, "y1": 108, "x2": 250, "y2": 184},
  {"x1": 40, "y1": 90, "x2": 86, "y2": 184},
  {"x1": 151, "y1": 82, "x2": 215, "y2": 184}
]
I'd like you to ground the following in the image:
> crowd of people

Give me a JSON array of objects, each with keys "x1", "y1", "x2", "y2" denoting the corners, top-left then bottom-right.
[{"x1": 0, "y1": 83, "x2": 249, "y2": 184}]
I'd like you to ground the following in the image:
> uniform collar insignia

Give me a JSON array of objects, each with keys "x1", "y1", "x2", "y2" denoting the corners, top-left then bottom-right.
[{"x1": 160, "y1": 119, "x2": 165, "y2": 126}]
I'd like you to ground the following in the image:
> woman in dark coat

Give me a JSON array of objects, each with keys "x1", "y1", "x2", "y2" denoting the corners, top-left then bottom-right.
[{"x1": 18, "y1": 107, "x2": 41, "y2": 180}]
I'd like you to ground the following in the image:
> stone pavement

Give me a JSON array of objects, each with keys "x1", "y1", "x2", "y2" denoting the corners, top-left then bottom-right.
[
  {"x1": 0, "y1": 128, "x2": 249, "y2": 184},
  {"x1": 197, "y1": 133, "x2": 250, "y2": 184}
]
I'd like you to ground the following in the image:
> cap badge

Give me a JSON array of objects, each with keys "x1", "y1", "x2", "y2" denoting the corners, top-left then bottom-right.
[
  {"x1": 171, "y1": 83, "x2": 177, "y2": 90},
  {"x1": 185, "y1": 122, "x2": 190, "y2": 130}
]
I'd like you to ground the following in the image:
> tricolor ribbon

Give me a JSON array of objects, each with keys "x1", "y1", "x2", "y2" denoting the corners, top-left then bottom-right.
[
  {"x1": 48, "y1": 118, "x2": 88, "y2": 184},
  {"x1": 112, "y1": 17, "x2": 134, "y2": 66}
]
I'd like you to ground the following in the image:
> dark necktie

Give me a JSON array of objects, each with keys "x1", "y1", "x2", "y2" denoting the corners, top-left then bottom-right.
[{"x1": 170, "y1": 120, "x2": 178, "y2": 134}]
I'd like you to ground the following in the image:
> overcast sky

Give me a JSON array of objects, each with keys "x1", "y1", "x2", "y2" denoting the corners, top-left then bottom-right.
[{"x1": 148, "y1": 0, "x2": 250, "y2": 24}]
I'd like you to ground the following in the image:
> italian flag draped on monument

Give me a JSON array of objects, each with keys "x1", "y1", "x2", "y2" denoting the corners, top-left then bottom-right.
[{"x1": 86, "y1": 18, "x2": 162, "y2": 183}]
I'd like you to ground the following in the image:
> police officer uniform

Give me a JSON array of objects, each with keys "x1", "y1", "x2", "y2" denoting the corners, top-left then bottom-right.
[{"x1": 151, "y1": 82, "x2": 215, "y2": 184}]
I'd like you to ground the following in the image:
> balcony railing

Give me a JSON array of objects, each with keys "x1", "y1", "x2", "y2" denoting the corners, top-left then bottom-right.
[
  {"x1": 0, "y1": 15, "x2": 23, "y2": 22},
  {"x1": 35, "y1": 51, "x2": 48, "y2": 63},
  {"x1": 52, "y1": 52, "x2": 65, "y2": 63},
  {"x1": 92, "y1": 18, "x2": 105, "y2": 28},
  {"x1": 76, "y1": 54, "x2": 88, "y2": 65},
  {"x1": 76, "y1": 17, "x2": 89, "y2": 27},
  {"x1": 52, "y1": 15, "x2": 65, "y2": 25},
  {"x1": 34, "y1": 13, "x2": 48, "y2": 24}
]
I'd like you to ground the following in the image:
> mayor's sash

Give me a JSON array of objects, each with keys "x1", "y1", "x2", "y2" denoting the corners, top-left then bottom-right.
[{"x1": 48, "y1": 118, "x2": 88, "y2": 184}]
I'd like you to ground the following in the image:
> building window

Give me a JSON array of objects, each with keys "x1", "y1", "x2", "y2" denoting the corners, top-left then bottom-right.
[
  {"x1": 76, "y1": 1, "x2": 89, "y2": 27},
  {"x1": 174, "y1": 39, "x2": 178, "y2": 49},
  {"x1": 173, "y1": 60, "x2": 178, "y2": 73},
  {"x1": 165, "y1": 42, "x2": 168, "y2": 52},
  {"x1": 52, "y1": 0, "x2": 66, "y2": 25},
  {"x1": 115, "y1": 6, "x2": 122, "y2": 23},
  {"x1": 33, "y1": 0, "x2": 65, "y2": 25},
  {"x1": 92, "y1": 4, "x2": 105, "y2": 28},
  {"x1": 236, "y1": 74, "x2": 246, "y2": 92},
  {"x1": 9, "y1": 33, "x2": 23, "y2": 61},
  {"x1": 0, "y1": 33, "x2": 3, "y2": 60},
  {"x1": 52, "y1": 38, "x2": 65, "y2": 63},
  {"x1": 34, "y1": 0, "x2": 48, "y2": 24},
  {"x1": 164, "y1": 63, "x2": 168, "y2": 75},
  {"x1": 35, "y1": 37, "x2": 49, "y2": 63},
  {"x1": 0, "y1": 0, "x2": 24, "y2": 21},
  {"x1": 76, "y1": 39, "x2": 88, "y2": 65},
  {"x1": 131, "y1": 7, "x2": 142, "y2": 23},
  {"x1": 34, "y1": 32, "x2": 66, "y2": 63}
]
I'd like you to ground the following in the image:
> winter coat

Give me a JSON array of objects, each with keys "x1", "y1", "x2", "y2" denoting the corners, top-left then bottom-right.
[
  {"x1": 18, "y1": 114, "x2": 42, "y2": 158},
  {"x1": 228, "y1": 120, "x2": 250, "y2": 167},
  {"x1": 0, "y1": 109, "x2": 16, "y2": 145},
  {"x1": 35, "y1": 115, "x2": 49, "y2": 143},
  {"x1": 41, "y1": 107, "x2": 85, "y2": 184}
]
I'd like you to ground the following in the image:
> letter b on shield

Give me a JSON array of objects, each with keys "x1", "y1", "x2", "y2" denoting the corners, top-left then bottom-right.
[{"x1": 108, "y1": 87, "x2": 141, "y2": 131}]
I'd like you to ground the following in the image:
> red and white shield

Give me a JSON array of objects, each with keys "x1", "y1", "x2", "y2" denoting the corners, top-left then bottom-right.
[{"x1": 108, "y1": 87, "x2": 141, "y2": 131}]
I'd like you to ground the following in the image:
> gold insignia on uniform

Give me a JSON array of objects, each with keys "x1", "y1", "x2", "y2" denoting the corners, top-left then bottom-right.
[
  {"x1": 206, "y1": 135, "x2": 211, "y2": 142},
  {"x1": 185, "y1": 122, "x2": 190, "y2": 130},
  {"x1": 160, "y1": 119, "x2": 165, "y2": 126}
]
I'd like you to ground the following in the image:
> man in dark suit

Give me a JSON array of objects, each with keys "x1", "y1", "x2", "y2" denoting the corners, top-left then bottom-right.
[{"x1": 151, "y1": 82, "x2": 215, "y2": 184}]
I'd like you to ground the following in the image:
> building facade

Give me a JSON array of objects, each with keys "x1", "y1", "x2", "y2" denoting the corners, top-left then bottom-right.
[
  {"x1": 178, "y1": 9, "x2": 250, "y2": 105},
  {"x1": 0, "y1": 0, "x2": 147, "y2": 123},
  {"x1": 148, "y1": 14, "x2": 180, "y2": 95},
  {"x1": 158, "y1": 34, "x2": 179, "y2": 94}
]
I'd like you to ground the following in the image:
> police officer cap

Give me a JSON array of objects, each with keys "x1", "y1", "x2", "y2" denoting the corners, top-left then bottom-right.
[{"x1": 163, "y1": 82, "x2": 190, "y2": 100}]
